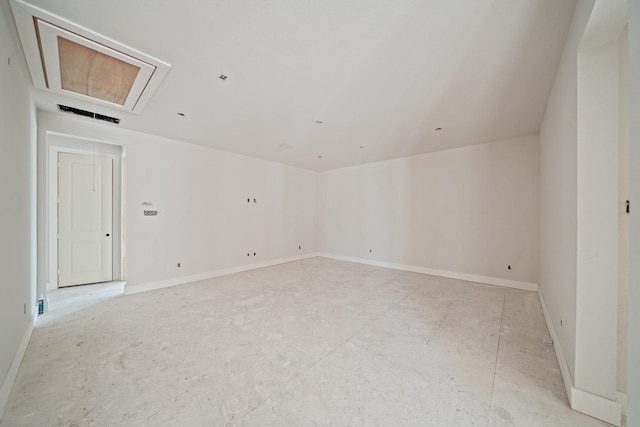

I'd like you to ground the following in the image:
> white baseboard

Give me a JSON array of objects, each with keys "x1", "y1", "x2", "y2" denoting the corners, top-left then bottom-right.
[
  {"x1": 126, "y1": 252, "x2": 537, "y2": 295},
  {"x1": 125, "y1": 253, "x2": 320, "y2": 295},
  {"x1": 616, "y1": 391, "x2": 627, "y2": 416},
  {"x1": 0, "y1": 314, "x2": 36, "y2": 422},
  {"x1": 537, "y1": 289, "x2": 575, "y2": 403},
  {"x1": 317, "y1": 253, "x2": 538, "y2": 291},
  {"x1": 571, "y1": 387, "x2": 621, "y2": 426},
  {"x1": 537, "y1": 288, "x2": 622, "y2": 426}
]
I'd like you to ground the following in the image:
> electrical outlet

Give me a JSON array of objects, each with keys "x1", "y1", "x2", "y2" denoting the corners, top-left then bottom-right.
[
  {"x1": 299, "y1": 245, "x2": 302, "y2": 250},
  {"x1": 177, "y1": 262, "x2": 181, "y2": 267},
  {"x1": 508, "y1": 265, "x2": 511, "y2": 270}
]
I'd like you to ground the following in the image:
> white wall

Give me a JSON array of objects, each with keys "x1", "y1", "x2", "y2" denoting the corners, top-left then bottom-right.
[
  {"x1": 37, "y1": 112, "x2": 318, "y2": 294},
  {"x1": 319, "y1": 135, "x2": 538, "y2": 286},
  {"x1": 0, "y1": 0, "x2": 37, "y2": 418},
  {"x1": 540, "y1": 1, "x2": 627, "y2": 423},
  {"x1": 538, "y1": 0, "x2": 593, "y2": 385},
  {"x1": 575, "y1": 38, "x2": 619, "y2": 403},
  {"x1": 627, "y1": 1, "x2": 640, "y2": 424},
  {"x1": 617, "y1": 26, "x2": 629, "y2": 397}
]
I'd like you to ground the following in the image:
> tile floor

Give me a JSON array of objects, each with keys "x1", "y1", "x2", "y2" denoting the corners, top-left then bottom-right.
[{"x1": 2, "y1": 257, "x2": 611, "y2": 426}]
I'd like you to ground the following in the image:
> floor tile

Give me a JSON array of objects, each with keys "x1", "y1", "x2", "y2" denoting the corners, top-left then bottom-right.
[{"x1": 1, "y1": 258, "x2": 611, "y2": 426}]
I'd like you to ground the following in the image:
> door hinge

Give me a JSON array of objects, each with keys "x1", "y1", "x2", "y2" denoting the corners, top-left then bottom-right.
[{"x1": 626, "y1": 200, "x2": 630, "y2": 214}]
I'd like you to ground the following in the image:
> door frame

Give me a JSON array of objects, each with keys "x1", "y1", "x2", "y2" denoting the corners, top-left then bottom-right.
[{"x1": 46, "y1": 132, "x2": 124, "y2": 290}]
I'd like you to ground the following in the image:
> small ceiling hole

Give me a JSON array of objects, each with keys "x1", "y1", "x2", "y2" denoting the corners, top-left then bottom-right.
[
  {"x1": 177, "y1": 112, "x2": 185, "y2": 116},
  {"x1": 317, "y1": 155, "x2": 323, "y2": 159},
  {"x1": 435, "y1": 127, "x2": 442, "y2": 131},
  {"x1": 219, "y1": 74, "x2": 228, "y2": 80},
  {"x1": 315, "y1": 120, "x2": 323, "y2": 124}
]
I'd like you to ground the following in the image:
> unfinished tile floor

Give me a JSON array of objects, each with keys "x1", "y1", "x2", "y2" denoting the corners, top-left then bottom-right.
[{"x1": 3, "y1": 257, "x2": 611, "y2": 426}]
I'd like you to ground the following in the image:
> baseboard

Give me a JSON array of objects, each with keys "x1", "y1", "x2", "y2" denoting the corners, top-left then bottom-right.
[
  {"x1": 126, "y1": 252, "x2": 537, "y2": 295},
  {"x1": 124, "y1": 253, "x2": 320, "y2": 295},
  {"x1": 537, "y1": 288, "x2": 622, "y2": 426},
  {"x1": 571, "y1": 387, "x2": 621, "y2": 426},
  {"x1": 317, "y1": 253, "x2": 538, "y2": 291},
  {"x1": 616, "y1": 391, "x2": 627, "y2": 416},
  {"x1": 0, "y1": 314, "x2": 36, "y2": 422},
  {"x1": 537, "y1": 288, "x2": 575, "y2": 403}
]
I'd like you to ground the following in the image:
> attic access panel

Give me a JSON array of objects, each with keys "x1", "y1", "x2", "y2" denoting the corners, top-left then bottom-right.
[
  {"x1": 37, "y1": 19, "x2": 156, "y2": 110},
  {"x1": 57, "y1": 36, "x2": 141, "y2": 106},
  {"x1": 10, "y1": 0, "x2": 170, "y2": 114}
]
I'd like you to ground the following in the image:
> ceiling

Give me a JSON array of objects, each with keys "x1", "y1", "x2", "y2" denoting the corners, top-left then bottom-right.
[{"x1": 13, "y1": 0, "x2": 577, "y2": 171}]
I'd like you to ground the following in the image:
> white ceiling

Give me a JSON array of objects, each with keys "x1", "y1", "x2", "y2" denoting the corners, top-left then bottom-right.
[{"x1": 16, "y1": 0, "x2": 577, "y2": 171}]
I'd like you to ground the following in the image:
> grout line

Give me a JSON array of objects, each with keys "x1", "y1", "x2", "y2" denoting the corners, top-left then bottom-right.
[
  {"x1": 238, "y1": 278, "x2": 421, "y2": 423},
  {"x1": 487, "y1": 292, "x2": 507, "y2": 426},
  {"x1": 327, "y1": 284, "x2": 422, "y2": 355}
]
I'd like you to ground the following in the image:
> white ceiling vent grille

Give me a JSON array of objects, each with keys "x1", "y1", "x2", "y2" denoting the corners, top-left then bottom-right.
[{"x1": 10, "y1": 0, "x2": 171, "y2": 114}]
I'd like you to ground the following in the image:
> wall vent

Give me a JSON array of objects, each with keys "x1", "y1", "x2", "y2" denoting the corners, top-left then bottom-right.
[{"x1": 58, "y1": 104, "x2": 120, "y2": 124}]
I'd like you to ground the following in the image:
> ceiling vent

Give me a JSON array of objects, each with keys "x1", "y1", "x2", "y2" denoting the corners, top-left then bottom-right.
[
  {"x1": 58, "y1": 104, "x2": 120, "y2": 124},
  {"x1": 10, "y1": 0, "x2": 171, "y2": 114}
]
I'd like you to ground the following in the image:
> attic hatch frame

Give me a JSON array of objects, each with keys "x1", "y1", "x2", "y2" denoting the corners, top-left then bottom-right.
[{"x1": 10, "y1": 0, "x2": 171, "y2": 115}]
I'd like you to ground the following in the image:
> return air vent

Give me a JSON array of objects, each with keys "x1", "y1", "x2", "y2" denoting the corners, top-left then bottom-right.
[{"x1": 58, "y1": 104, "x2": 120, "y2": 124}]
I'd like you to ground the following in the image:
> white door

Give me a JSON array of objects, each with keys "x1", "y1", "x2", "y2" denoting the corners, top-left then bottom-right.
[{"x1": 58, "y1": 152, "x2": 113, "y2": 287}]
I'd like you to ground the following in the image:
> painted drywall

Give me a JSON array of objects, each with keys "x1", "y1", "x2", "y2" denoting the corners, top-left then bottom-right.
[
  {"x1": 36, "y1": 112, "x2": 318, "y2": 294},
  {"x1": 539, "y1": 1, "x2": 626, "y2": 423},
  {"x1": 627, "y1": 2, "x2": 640, "y2": 425},
  {"x1": 575, "y1": 39, "x2": 619, "y2": 402},
  {"x1": 318, "y1": 135, "x2": 538, "y2": 285},
  {"x1": 15, "y1": 0, "x2": 577, "y2": 172},
  {"x1": 538, "y1": 0, "x2": 594, "y2": 384},
  {"x1": 617, "y1": 26, "x2": 629, "y2": 397},
  {"x1": 0, "y1": 0, "x2": 36, "y2": 417}
]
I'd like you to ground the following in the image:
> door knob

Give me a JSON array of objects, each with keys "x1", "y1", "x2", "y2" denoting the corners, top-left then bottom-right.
[{"x1": 106, "y1": 233, "x2": 110, "y2": 237}]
